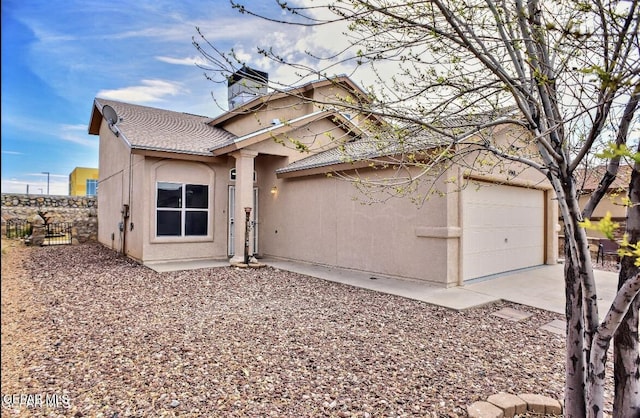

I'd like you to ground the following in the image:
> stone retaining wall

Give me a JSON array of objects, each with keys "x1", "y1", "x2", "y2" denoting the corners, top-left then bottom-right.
[{"x1": 1, "y1": 194, "x2": 98, "y2": 243}]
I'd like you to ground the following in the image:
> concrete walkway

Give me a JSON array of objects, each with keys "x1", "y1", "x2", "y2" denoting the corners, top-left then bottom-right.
[
  {"x1": 264, "y1": 259, "x2": 620, "y2": 315},
  {"x1": 146, "y1": 258, "x2": 620, "y2": 315}
]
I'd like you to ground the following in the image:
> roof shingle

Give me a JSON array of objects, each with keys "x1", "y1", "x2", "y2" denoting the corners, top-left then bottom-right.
[{"x1": 94, "y1": 98, "x2": 237, "y2": 155}]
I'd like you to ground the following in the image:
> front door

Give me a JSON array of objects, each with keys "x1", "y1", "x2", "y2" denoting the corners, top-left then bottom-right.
[{"x1": 228, "y1": 186, "x2": 258, "y2": 257}]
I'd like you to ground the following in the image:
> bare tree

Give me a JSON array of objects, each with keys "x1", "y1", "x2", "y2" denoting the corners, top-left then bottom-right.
[{"x1": 194, "y1": 0, "x2": 640, "y2": 416}]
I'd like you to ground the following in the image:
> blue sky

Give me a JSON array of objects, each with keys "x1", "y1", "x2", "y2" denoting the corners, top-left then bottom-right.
[
  {"x1": 1, "y1": 0, "x2": 340, "y2": 195},
  {"x1": 6, "y1": 1, "x2": 634, "y2": 196}
]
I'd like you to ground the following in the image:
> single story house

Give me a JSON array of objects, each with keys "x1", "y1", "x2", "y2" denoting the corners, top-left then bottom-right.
[{"x1": 88, "y1": 69, "x2": 558, "y2": 287}]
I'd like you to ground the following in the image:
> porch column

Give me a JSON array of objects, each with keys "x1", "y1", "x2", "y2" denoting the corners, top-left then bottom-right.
[{"x1": 230, "y1": 149, "x2": 258, "y2": 264}]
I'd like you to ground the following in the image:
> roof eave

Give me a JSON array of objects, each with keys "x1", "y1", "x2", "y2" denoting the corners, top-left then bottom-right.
[
  {"x1": 88, "y1": 100, "x2": 104, "y2": 135},
  {"x1": 276, "y1": 143, "x2": 446, "y2": 178},
  {"x1": 131, "y1": 147, "x2": 225, "y2": 163},
  {"x1": 276, "y1": 160, "x2": 374, "y2": 179}
]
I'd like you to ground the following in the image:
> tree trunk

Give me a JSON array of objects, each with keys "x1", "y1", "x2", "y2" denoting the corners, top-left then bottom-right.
[
  {"x1": 560, "y1": 192, "x2": 589, "y2": 416},
  {"x1": 565, "y1": 257, "x2": 587, "y2": 416},
  {"x1": 558, "y1": 170, "x2": 600, "y2": 417},
  {"x1": 613, "y1": 292, "x2": 640, "y2": 418},
  {"x1": 587, "y1": 275, "x2": 640, "y2": 417},
  {"x1": 614, "y1": 163, "x2": 640, "y2": 418}
]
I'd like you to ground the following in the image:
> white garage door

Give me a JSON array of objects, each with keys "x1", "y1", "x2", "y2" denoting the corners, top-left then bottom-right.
[{"x1": 462, "y1": 183, "x2": 544, "y2": 281}]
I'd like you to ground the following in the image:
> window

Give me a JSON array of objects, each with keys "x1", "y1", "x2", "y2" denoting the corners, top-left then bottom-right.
[
  {"x1": 229, "y1": 168, "x2": 257, "y2": 182},
  {"x1": 156, "y1": 182, "x2": 209, "y2": 237},
  {"x1": 86, "y1": 179, "x2": 98, "y2": 196}
]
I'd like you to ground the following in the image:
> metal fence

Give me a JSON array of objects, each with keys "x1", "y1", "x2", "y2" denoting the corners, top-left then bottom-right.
[
  {"x1": 45, "y1": 222, "x2": 72, "y2": 245},
  {"x1": 5, "y1": 219, "x2": 32, "y2": 239},
  {"x1": 4, "y1": 219, "x2": 72, "y2": 245}
]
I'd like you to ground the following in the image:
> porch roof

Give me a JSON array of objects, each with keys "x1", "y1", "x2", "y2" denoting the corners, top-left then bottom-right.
[
  {"x1": 275, "y1": 107, "x2": 522, "y2": 176},
  {"x1": 275, "y1": 128, "x2": 450, "y2": 176}
]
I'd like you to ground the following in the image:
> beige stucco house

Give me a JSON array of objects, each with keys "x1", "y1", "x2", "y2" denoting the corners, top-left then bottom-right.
[
  {"x1": 576, "y1": 164, "x2": 632, "y2": 222},
  {"x1": 88, "y1": 69, "x2": 558, "y2": 287}
]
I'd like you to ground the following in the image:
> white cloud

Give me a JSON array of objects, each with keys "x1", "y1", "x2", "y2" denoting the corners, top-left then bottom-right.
[
  {"x1": 2, "y1": 175, "x2": 69, "y2": 195},
  {"x1": 2, "y1": 150, "x2": 23, "y2": 155},
  {"x1": 198, "y1": 2, "x2": 374, "y2": 90},
  {"x1": 156, "y1": 55, "x2": 208, "y2": 66},
  {"x1": 96, "y1": 79, "x2": 187, "y2": 103},
  {"x1": 59, "y1": 124, "x2": 98, "y2": 147},
  {"x1": 105, "y1": 26, "x2": 194, "y2": 42},
  {"x1": 1, "y1": 116, "x2": 97, "y2": 148}
]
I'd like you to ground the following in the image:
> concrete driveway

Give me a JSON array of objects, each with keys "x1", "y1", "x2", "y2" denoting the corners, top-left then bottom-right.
[
  {"x1": 264, "y1": 259, "x2": 620, "y2": 315},
  {"x1": 146, "y1": 257, "x2": 620, "y2": 316}
]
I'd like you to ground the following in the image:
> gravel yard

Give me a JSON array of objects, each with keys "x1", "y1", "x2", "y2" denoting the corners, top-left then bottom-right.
[{"x1": 2, "y1": 242, "x2": 577, "y2": 417}]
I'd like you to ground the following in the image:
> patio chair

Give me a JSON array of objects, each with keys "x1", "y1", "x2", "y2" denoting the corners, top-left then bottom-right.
[{"x1": 596, "y1": 239, "x2": 620, "y2": 265}]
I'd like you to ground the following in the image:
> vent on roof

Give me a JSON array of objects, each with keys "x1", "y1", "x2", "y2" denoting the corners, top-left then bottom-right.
[{"x1": 228, "y1": 66, "x2": 268, "y2": 110}]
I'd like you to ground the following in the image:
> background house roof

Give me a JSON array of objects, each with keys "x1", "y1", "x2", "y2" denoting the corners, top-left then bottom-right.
[
  {"x1": 575, "y1": 164, "x2": 633, "y2": 192},
  {"x1": 90, "y1": 98, "x2": 237, "y2": 155}
]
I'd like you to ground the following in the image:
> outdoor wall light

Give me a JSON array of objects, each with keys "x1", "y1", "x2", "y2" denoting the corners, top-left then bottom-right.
[{"x1": 270, "y1": 186, "x2": 278, "y2": 195}]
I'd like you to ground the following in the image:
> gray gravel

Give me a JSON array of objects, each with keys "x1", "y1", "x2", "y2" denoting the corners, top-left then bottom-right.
[{"x1": 2, "y1": 242, "x2": 578, "y2": 417}]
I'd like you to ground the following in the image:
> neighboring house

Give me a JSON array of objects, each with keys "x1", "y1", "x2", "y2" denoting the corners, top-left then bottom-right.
[
  {"x1": 554, "y1": 164, "x2": 632, "y2": 260},
  {"x1": 88, "y1": 68, "x2": 558, "y2": 287},
  {"x1": 576, "y1": 164, "x2": 632, "y2": 223},
  {"x1": 69, "y1": 167, "x2": 99, "y2": 196},
  {"x1": 564, "y1": 164, "x2": 632, "y2": 243}
]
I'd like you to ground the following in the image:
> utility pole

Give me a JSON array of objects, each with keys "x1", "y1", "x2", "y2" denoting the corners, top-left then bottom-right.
[{"x1": 42, "y1": 172, "x2": 50, "y2": 195}]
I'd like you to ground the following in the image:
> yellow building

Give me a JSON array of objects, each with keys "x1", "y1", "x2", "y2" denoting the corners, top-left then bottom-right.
[{"x1": 69, "y1": 167, "x2": 99, "y2": 196}]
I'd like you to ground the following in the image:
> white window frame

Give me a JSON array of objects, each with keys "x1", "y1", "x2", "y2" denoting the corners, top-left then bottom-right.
[
  {"x1": 86, "y1": 179, "x2": 98, "y2": 196},
  {"x1": 155, "y1": 182, "x2": 210, "y2": 238},
  {"x1": 229, "y1": 168, "x2": 257, "y2": 182}
]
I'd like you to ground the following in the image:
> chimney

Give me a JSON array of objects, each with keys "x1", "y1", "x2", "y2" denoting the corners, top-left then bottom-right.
[{"x1": 228, "y1": 66, "x2": 269, "y2": 110}]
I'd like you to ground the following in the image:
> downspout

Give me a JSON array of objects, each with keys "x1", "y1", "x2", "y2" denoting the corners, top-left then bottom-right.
[
  {"x1": 121, "y1": 152, "x2": 133, "y2": 255},
  {"x1": 457, "y1": 166, "x2": 464, "y2": 286}
]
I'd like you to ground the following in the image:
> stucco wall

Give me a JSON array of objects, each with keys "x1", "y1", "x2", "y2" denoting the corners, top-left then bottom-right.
[
  {"x1": 218, "y1": 82, "x2": 361, "y2": 137},
  {"x1": 97, "y1": 120, "x2": 129, "y2": 254},
  {"x1": 139, "y1": 158, "x2": 231, "y2": 263},
  {"x1": 1, "y1": 194, "x2": 98, "y2": 243},
  {"x1": 96, "y1": 115, "x2": 234, "y2": 262},
  {"x1": 257, "y1": 156, "x2": 460, "y2": 286}
]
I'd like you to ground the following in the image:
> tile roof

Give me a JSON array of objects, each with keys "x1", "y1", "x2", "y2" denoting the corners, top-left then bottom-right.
[
  {"x1": 575, "y1": 164, "x2": 633, "y2": 191},
  {"x1": 276, "y1": 128, "x2": 450, "y2": 175},
  {"x1": 276, "y1": 107, "x2": 520, "y2": 175},
  {"x1": 94, "y1": 98, "x2": 237, "y2": 155}
]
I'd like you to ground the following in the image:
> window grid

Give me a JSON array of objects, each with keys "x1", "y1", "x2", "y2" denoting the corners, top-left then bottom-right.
[
  {"x1": 156, "y1": 182, "x2": 209, "y2": 237},
  {"x1": 86, "y1": 179, "x2": 98, "y2": 196}
]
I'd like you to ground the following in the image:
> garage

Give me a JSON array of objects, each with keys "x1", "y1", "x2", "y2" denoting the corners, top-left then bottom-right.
[{"x1": 462, "y1": 182, "x2": 545, "y2": 281}]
